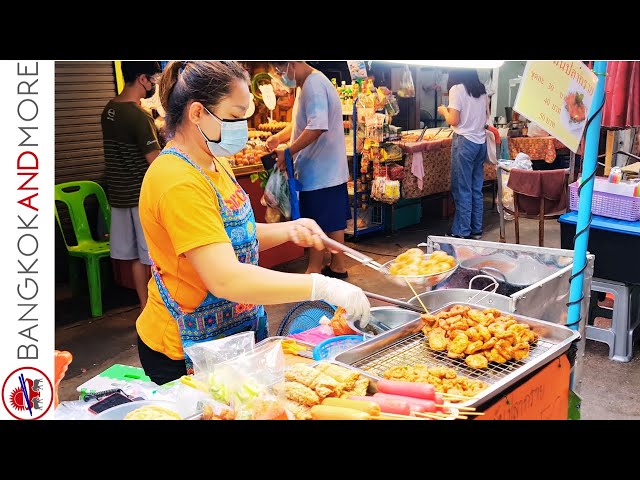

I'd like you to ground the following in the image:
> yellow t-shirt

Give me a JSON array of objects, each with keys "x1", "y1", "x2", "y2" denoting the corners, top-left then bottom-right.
[{"x1": 137, "y1": 146, "x2": 249, "y2": 360}]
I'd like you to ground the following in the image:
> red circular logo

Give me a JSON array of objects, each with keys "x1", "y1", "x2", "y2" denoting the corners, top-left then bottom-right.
[{"x1": 2, "y1": 367, "x2": 53, "y2": 420}]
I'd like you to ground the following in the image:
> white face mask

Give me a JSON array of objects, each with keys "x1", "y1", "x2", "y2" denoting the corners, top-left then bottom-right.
[
  {"x1": 280, "y1": 63, "x2": 297, "y2": 89},
  {"x1": 197, "y1": 107, "x2": 248, "y2": 157}
]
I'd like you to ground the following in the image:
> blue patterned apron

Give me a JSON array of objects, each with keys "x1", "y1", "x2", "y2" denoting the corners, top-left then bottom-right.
[{"x1": 150, "y1": 147, "x2": 268, "y2": 374}]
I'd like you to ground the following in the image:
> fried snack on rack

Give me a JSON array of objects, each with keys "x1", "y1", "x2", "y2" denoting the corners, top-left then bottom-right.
[
  {"x1": 428, "y1": 327, "x2": 449, "y2": 351},
  {"x1": 421, "y1": 304, "x2": 539, "y2": 369},
  {"x1": 381, "y1": 364, "x2": 488, "y2": 399},
  {"x1": 285, "y1": 381, "x2": 321, "y2": 407},
  {"x1": 465, "y1": 354, "x2": 489, "y2": 369},
  {"x1": 511, "y1": 342, "x2": 531, "y2": 361},
  {"x1": 315, "y1": 362, "x2": 359, "y2": 390},
  {"x1": 285, "y1": 400, "x2": 312, "y2": 420},
  {"x1": 285, "y1": 364, "x2": 342, "y2": 398},
  {"x1": 448, "y1": 331, "x2": 470, "y2": 355}
]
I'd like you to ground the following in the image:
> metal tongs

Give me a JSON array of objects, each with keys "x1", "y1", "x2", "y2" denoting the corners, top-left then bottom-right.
[{"x1": 322, "y1": 237, "x2": 388, "y2": 274}]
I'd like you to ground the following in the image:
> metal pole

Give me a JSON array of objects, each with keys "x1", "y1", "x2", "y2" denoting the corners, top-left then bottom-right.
[{"x1": 567, "y1": 61, "x2": 608, "y2": 331}]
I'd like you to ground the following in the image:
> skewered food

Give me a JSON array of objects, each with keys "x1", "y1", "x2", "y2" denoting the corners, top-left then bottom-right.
[
  {"x1": 421, "y1": 305, "x2": 540, "y2": 369},
  {"x1": 382, "y1": 364, "x2": 487, "y2": 399},
  {"x1": 284, "y1": 362, "x2": 370, "y2": 418}
]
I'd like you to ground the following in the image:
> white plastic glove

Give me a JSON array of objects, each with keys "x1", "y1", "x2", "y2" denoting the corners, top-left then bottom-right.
[{"x1": 310, "y1": 273, "x2": 371, "y2": 327}]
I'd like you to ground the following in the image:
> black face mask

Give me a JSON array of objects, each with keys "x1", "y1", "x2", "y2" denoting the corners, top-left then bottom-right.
[{"x1": 144, "y1": 83, "x2": 156, "y2": 99}]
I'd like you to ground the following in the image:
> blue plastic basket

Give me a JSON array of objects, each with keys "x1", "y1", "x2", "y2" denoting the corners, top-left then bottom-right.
[
  {"x1": 312, "y1": 335, "x2": 364, "y2": 361},
  {"x1": 277, "y1": 301, "x2": 336, "y2": 336}
]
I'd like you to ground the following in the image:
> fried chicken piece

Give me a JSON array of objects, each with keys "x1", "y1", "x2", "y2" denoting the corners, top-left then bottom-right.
[
  {"x1": 488, "y1": 323, "x2": 506, "y2": 336},
  {"x1": 441, "y1": 305, "x2": 470, "y2": 318},
  {"x1": 516, "y1": 329, "x2": 538, "y2": 345},
  {"x1": 483, "y1": 308, "x2": 502, "y2": 317},
  {"x1": 451, "y1": 320, "x2": 470, "y2": 331},
  {"x1": 495, "y1": 330, "x2": 516, "y2": 345},
  {"x1": 427, "y1": 376, "x2": 443, "y2": 386},
  {"x1": 429, "y1": 328, "x2": 449, "y2": 351},
  {"x1": 495, "y1": 315, "x2": 513, "y2": 323},
  {"x1": 447, "y1": 350, "x2": 466, "y2": 359},
  {"x1": 438, "y1": 319, "x2": 450, "y2": 330},
  {"x1": 465, "y1": 327, "x2": 480, "y2": 342},
  {"x1": 467, "y1": 309, "x2": 487, "y2": 323},
  {"x1": 421, "y1": 313, "x2": 438, "y2": 326},
  {"x1": 489, "y1": 348, "x2": 508, "y2": 364},
  {"x1": 428, "y1": 366, "x2": 457, "y2": 379},
  {"x1": 446, "y1": 314, "x2": 463, "y2": 325},
  {"x1": 511, "y1": 342, "x2": 530, "y2": 361},
  {"x1": 465, "y1": 354, "x2": 489, "y2": 369},
  {"x1": 482, "y1": 337, "x2": 497, "y2": 350},
  {"x1": 465, "y1": 340, "x2": 484, "y2": 355},
  {"x1": 446, "y1": 387, "x2": 465, "y2": 397},
  {"x1": 448, "y1": 331, "x2": 470, "y2": 355},
  {"x1": 476, "y1": 324, "x2": 491, "y2": 342},
  {"x1": 315, "y1": 362, "x2": 359, "y2": 390},
  {"x1": 422, "y1": 325, "x2": 433, "y2": 336},
  {"x1": 503, "y1": 319, "x2": 518, "y2": 329},
  {"x1": 285, "y1": 400, "x2": 312, "y2": 420},
  {"x1": 495, "y1": 339, "x2": 514, "y2": 361},
  {"x1": 482, "y1": 349, "x2": 493, "y2": 360},
  {"x1": 285, "y1": 381, "x2": 321, "y2": 407},
  {"x1": 507, "y1": 323, "x2": 531, "y2": 334},
  {"x1": 383, "y1": 366, "x2": 413, "y2": 381}
]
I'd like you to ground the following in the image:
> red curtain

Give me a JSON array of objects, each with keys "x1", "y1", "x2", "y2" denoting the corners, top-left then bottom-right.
[{"x1": 602, "y1": 61, "x2": 640, "y2": 128}]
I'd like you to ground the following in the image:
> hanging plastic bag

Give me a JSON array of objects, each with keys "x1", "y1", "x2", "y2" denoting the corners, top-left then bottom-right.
[
  {"x1": 262, "y1": 167, "x2": 292, "y2": 221},
  {"x1": 398, "y1": 64, "x2": 415, "y2": 98}
]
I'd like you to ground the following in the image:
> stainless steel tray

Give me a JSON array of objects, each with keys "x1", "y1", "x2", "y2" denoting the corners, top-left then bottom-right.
[{"x1": 335, "y1": 302, "x2": 580, "y2": 409}]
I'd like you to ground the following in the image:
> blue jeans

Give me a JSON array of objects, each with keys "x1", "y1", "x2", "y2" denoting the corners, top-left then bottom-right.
[{"x1": 450, "y1": 133, "x2": 487, "y2": 237}]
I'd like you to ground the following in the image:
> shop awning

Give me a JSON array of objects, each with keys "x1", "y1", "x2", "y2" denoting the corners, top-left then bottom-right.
[{"x1": 602, "y1": 61, "x2": 640, "y2": 128}]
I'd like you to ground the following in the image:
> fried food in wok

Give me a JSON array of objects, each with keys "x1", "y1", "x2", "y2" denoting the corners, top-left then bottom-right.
[{"x1": 388, "y1": 248, "x2": 456, "y2": 276}]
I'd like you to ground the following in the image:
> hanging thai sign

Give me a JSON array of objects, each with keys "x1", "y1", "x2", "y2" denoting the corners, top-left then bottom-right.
[{"x1": 514, "y1": 61, "x2": 598, "y2": 153}]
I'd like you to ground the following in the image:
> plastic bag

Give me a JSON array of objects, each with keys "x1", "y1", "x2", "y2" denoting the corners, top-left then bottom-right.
[
  {"x1": 513, "y1": 152, "x2": 533, "y2": 170},
  {"x1": 184, "y1": 332, "x2": 256, "y2": 375},
  {"x1": 371, "y1": 176, "x2": 400, "y2": 204},
  {"x1": 398, "y1": 64, "x2": 415, "y2": 98},
  {"x1": 262, "y1": 167, "x2": 292, "y2": 221},
  {"x1": 212, "y1": 341, "x2": 287, "y2": 420}
]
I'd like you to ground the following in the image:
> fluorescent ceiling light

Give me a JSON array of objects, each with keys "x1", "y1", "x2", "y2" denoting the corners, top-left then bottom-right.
[{"x1": 385, "y1": 60, "x2": 505, "y2": 69}]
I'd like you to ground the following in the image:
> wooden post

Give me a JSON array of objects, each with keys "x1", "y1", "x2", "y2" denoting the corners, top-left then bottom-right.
[{"x1": 604, "y1": 130, "x2": 615, "y2": 176}]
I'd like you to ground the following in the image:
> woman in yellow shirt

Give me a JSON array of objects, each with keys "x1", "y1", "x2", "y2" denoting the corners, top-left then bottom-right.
[{"x1": 137, "y1": 61, "x2": 370, "y2": 385}]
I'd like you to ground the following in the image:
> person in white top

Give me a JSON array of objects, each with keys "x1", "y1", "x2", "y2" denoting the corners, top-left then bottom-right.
[{"x1": 438, "y1": 69, "x2": 489, "y2": 239}]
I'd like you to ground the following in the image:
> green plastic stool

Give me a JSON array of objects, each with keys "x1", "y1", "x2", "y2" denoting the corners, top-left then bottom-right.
[{"x1": 55, "y1": 181, "x2": 111, "y2": 317}]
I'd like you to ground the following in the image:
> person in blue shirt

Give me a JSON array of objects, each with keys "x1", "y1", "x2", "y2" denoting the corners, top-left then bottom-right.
[{"x1": 267, "y1": 61, "x2": 351, "y2": 278}]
